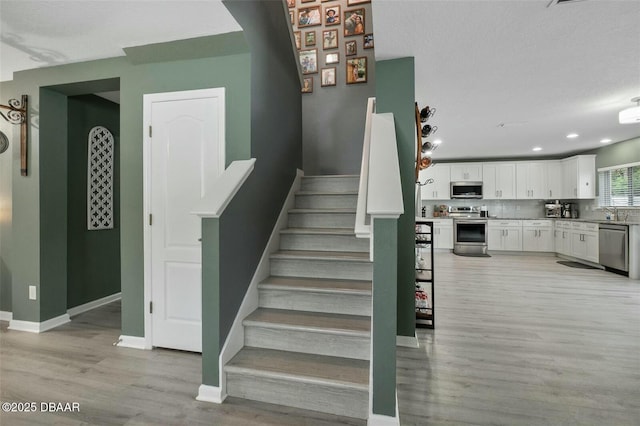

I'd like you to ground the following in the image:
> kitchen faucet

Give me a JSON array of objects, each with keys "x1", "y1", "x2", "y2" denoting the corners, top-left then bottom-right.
[{"x1": 603, "y1": 207, "x2": 618, "y2": 221}]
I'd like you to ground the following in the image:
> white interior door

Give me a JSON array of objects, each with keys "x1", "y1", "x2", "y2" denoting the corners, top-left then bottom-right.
[{"x1": 144, "y1": 88, "x2": 225, "y2": 352}]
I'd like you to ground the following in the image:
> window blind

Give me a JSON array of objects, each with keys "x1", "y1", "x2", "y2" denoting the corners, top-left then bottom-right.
[{"x1": 598, "y1": 164, "x2": 640, "y2": 207}]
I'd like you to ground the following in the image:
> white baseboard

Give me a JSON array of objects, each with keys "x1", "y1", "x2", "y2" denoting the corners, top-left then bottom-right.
[
  {"x1": 116, "y1": 335, "x2": 148, "y2": 350},
  {"x1": 8, "y1": 313, "x2": 71, "y2": 333},
  {"x1": 396, "y1": 333, "x2": 419, "y2": 348},
  {"x1": 0, "y1": 311, "x2": 12, "y2": 322},
  {"x1": 196, "y1": 384, "x2": 226, "y2": 404},
  {"x1": 218, "y1": 169, "x2": 303, "y2": 399},
  {"x1": 368, "y1": 394, "x2": 400, "y2": 426},
  {"x1": 67, "y1": 292, "x2": 122, "y2": 317}
]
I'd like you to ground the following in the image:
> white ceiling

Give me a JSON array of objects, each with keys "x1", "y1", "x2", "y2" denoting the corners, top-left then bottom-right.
[
  {"x1": 2, "y1": 1, "x2": 638, "y2": 161},
  {"x1": 0, "y1": 0, "x2": 241, "y2": 82},
  {"x1": 373, "y1": 0, "x2": 640, "y2": 160}
]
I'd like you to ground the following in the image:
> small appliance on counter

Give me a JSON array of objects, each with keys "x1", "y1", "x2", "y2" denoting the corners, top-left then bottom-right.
[
  {"x1": 562, "y1": 202, "x2": 577, "y2": 219},
  {"x1": 545, "y1": 201, "x2": 562, "y2": 218},
  {"x1": 480, "y1": 205, "x2": 488, "y2": 218}
]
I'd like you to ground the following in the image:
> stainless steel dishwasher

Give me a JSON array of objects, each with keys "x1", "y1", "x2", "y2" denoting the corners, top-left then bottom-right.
[{"x1": 599, "y1": 223, "x2": 629, "y2": 272}]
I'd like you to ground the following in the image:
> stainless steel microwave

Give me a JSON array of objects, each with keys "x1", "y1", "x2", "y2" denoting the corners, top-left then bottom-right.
[{"x1": 450, "y1": 181, "x2": 483, "y2": 199}]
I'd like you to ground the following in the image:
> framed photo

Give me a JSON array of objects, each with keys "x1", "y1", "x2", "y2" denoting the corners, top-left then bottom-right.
[
  {"x1": 325, "y1": 52, "x2": 339, "y2": 64},
  {"x1": 301, "y1": 0, "x2": 316, "y2": 3},
  {"x1": 298, "y1": 6, "x2": 322, "y2": 27},
  {"x1": 302, "y1": 77, "x2": 313, "y2": 93},
  {"x1": 347, "y1": 0, "x2": 371, "y2": 5},
  {"x1": 322, "y1": 29, "x2": 338, "y2": 49},
  {"x1": 345, "y1": 40, "x2": 357, "y2": 56},
  {"x1": 305, "y1": 31, "x2": 316, "y2": 47},
  {"x1": 287, "y1": 0, "x2": 295, "y2": 8},
  {"x1": 324, "y1": 5, "x2": 340, "y2": 26},
  {"x1": 344, "y1": 8, "x2": 365, "y2": 36},
  {"x1": 289, "y1": 10, "x2": 294, "y2": 24},
  {"x1": 346, "y1": 57, "x2": 367, "y2": 84},
  {"x1": 363, "y1": 33, "x2": 374, "y2": 49},
  {"x1": 321, "y1": 67, "x2": 337, "y2": 87},
  {"x1": 299, "y1": 48, "x2": 318, "y2": 74},
  {"x1": 294, "y1": 31, "x2": 301, "y2": 50}
]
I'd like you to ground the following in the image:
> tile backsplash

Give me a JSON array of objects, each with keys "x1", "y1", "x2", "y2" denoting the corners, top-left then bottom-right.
[
  {"x1": 577, "y1": 200, "x2": 640, "y2": 223},
  {"x1": 421, "y1": 199, "x2": 545, "y2": 219}
]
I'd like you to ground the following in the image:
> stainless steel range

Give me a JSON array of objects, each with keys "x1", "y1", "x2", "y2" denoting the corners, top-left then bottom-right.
[{"x1": 449, "y1": 206, "x2": 488, "y2": 256}]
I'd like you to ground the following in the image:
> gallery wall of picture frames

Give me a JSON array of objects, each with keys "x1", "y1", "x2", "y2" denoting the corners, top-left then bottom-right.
[{"x1": 290, "y1": 0, "x2": 374, "y2": 94}]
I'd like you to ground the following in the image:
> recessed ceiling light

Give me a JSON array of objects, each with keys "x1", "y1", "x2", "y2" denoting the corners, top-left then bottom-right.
[
  {"x1": 532, "y1": 147, "x2": 542, "y2": 151},
  {"x1": 566, "y1": 133, "x2": 579, "y2": 139},
  {"x1": 600, "y1": 138, "x2": 612, "y2": 144},
  {"x1": 433, "y1": 139, "x2": 442, "y2": 145}
]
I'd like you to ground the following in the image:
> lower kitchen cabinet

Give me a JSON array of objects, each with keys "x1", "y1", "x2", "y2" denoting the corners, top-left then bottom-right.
[
  {"x1": 433, "y1": 219, "x2": 453, "y2": 249},
  {"x1": 554, "y1": 221, "x2": 572, "y2": 256},
  {"x1": 522, "y1": 220, "x2": 554, "y2": 252},
  {"x1": 488, "y1": 220, "x2": 522, "y2": 251},
  {"x1": 570, "y1": 222, "x2": 599, "y2": 263}
]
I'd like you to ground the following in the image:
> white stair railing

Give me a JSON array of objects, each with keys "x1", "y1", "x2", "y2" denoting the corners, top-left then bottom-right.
[{"x1": 355, "y1": 97, "x2": 376, "y2": 241}]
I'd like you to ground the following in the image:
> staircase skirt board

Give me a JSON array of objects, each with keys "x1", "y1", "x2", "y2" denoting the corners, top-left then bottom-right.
[{"x1": 226, "y1": 372, "x2": 368, "y2": 419}]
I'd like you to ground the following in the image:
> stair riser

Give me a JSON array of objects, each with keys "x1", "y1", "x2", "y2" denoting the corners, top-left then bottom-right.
[
  {"x1": 245, "y1": 326, "x2": 370, "y2": 360},
  {"x1": 280, "y1": 233, "x2": 369, "y2": 253},
  {"x1": 295, "y1": 194, "x2": 358, "y2": 209},
  {"x1": 300, "y1": 177, "x2": 360, "y2": 193},
  {"x1": 226, "y1": 373, "x2": 368, "y2": 419},
  {"x1": 288, "y1": 213, "x2": 356, "y2": 229},
  {"x1": 259, "y1": 289, "x2": 372, "y2": 316},
  {"x1": 271, "y1": 259, "x2": 372, "y2": 281}
]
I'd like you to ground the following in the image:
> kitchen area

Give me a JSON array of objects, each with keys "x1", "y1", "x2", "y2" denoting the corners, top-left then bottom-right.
[{"x1": 417, "y1": 154, "x2": 640, "y2": 280}]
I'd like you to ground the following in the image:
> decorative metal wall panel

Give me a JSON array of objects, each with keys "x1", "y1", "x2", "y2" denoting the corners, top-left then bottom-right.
[{"x1": 87, "y1": 126, "x2": 114, "y2": 230}]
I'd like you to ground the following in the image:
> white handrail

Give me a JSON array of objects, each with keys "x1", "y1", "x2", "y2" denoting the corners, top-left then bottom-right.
[
  {"x1": 191, "y1": 158, "x2": 256, "y2": 218},
  {"x1": 355, "y1": 97, "x2": 376, "y2": 238},
  {"x1": 367, "y1": 113, "x2": 404, "y2": 218}
]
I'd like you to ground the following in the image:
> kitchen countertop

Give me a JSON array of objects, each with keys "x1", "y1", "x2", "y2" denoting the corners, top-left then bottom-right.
[{"x1": 424, "y1": 216, "x2": 638, "y2": 225}]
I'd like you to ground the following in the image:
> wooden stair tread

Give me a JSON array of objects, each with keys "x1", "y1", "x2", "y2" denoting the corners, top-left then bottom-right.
[
  {"x1": 303, "y1": 175, "x2": 359, "y2": 178},
  {"x1": 244, "y1": 308, "x2": 370, "y2": 334},
  {"x1": 259, "y1": 276, "x2": 372, "y2": 294},
  {"x1": 296, "y1": 191, "x2": 359, "y2": 195},
  {"x1": 271, "y1": 250, "x2": 371, "y2": 261},
  {"x1": 280, "y1": 227, "x2": 359, "y2": 236},
  {"x1": 226, "y1": 347, "x2": 369, "y2": 388},
  {"x1": 288, "y1": 208, "x2": 357, "y2": 213}
]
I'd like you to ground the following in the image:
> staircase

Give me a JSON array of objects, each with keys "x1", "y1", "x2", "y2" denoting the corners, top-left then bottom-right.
[{"x1": 225, "y1": 175, "x2": 372, "y2": 420}]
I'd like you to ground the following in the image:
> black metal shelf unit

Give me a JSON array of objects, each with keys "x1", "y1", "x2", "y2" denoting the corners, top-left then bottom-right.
[{"x1": 415, "y1": 219, "x2": 435, "y2": 328}]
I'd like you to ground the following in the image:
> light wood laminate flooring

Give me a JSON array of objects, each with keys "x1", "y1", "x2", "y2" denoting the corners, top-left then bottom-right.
[{"x1": 1, "y1": 253, "x2": 639, "y2": 425}]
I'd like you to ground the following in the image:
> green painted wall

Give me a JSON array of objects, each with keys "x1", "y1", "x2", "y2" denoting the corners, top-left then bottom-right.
[
  {"x1": 67, "y1": 95, "x2": 121, "y2": 309},
  {"x1": 372, "y1": 218, "x2": 398, "y2": 417},
  {"x1": 0, "y1": 34, "x2": 251, "y2": 327},
  {"x1": 586, "y1": 136, "x2": 640, "y2": 169},
  {"x1": 375, "y1": 57, "x2": 416, "y2": 338}
]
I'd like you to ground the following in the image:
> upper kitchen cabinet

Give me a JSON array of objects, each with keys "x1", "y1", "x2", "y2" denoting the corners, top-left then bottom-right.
[
  {"x1": 516, "y1": 162, "x2": 546, "y2": 199},
  {"x1": 450, "y1": 163, "x2": 482, "y2": 182},
  {"x1": 483, "y1": 163, "x2": 516, "y2": 199},
  {"x1": 546, "y1": 161, "x2": 563, "y2": 200},
  {"x1": 420, "y1": 164, "x2": 451, "y2": 200},
  {"x1": 561, "y1": 155, "x2": 596, "y2": 199}
]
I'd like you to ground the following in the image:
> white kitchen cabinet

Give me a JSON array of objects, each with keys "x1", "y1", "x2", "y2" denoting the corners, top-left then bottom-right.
[
  {"x1": 516, "y1": 162, "x2": 547, "y2": 199},
  {"x1": 432, "y1": 219, "x2": 453, "y2": 249},
  {"x1": 554, "y1": 221, "x2": 572, "y2": 256},
  {"x1": 570, "y1": 221, "x2": 599, "y2": 263},
  {"x1": 561, "y1": 155, "x2": 596, "y2": 199},
  {"x1": 450, "y1": 163, "x2": 482, "y2": 182},
  {"x1": 488, "y1": 220, "x2": 522, "y2": 251},
  {"x1": 546, "y1": 161, "x2": 563, "y2": 200},
  {"x1": 522, "y1": 220, "x2": 554, "y2": 252},
  {"x1": 483, "y1": 163, "x2": 516, "y2": 199},
  {"x1": 419, "y1": 164, "x2": 451, "y2": 200}
]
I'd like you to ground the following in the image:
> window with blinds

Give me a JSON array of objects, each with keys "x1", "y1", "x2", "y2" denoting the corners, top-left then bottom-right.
[{"x1": 598, "y1": 162, "x2": 640, "y2": 207}]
